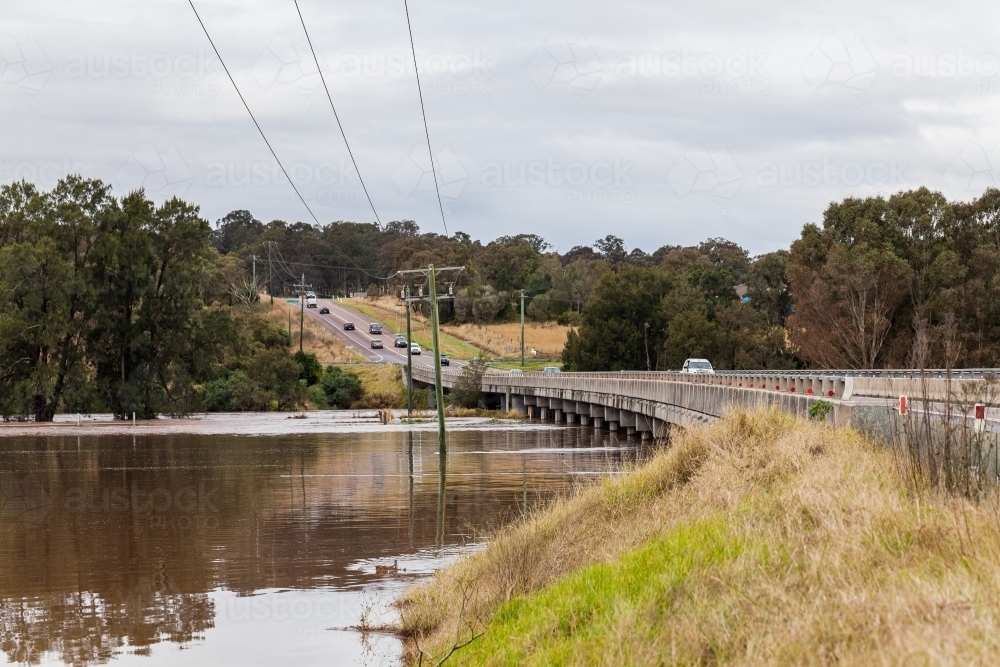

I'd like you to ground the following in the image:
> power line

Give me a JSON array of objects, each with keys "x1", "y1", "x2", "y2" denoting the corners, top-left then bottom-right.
[
  {"x1": 188, "y1": 0, "x2": 393, "y2": 281},
  {"x1": 187, "y1": 0, "x2": 321, "y2": 227},
  {"x1": 294, "y1": 0, "x2": 382, "y2": 227},
  {"x1": 403, "y1": 0, "x2": 449, "y2": 237}
]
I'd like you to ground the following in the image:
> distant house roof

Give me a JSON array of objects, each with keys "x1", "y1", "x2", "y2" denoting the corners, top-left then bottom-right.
[{"x1": 735, "y1": 283, "x2": 748, "y2": 298}]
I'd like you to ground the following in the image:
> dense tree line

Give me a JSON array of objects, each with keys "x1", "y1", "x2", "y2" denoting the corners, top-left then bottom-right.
[
  {"x1": 788, "y1": 187, "x2": 1000, "y2": 368},
  {"x1": 0, "y1": 177, "x2": 310, "y2": 421},
  {"x1": 6, "y1": 175, "x2": 1000, "y2": 423}
]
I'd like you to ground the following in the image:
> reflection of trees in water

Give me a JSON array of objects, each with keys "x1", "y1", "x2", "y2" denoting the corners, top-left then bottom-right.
[
  {"x1": 0, "y1": 577, "x2": 213, "y2": 666},
  {"x1": 0, "y1": 429, "x2": 642, "y2": 665}
]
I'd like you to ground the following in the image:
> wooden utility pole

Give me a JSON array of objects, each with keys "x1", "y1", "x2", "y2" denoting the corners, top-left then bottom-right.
[
  {"x1": 520, "y1": 289, "x2": 526, "y2": 367},
  {"x1": 299, "y1": 273, "x2": 305, "y2": 353},
  {"x1": 266, "y1": 242, "x2": 273, "y2": 304},
  {"x1": 396, "y1": 266, "x2": 464, "y2": 454},
  {"x1": 406, "y1": 285, "x2": 414, "y2": 416},
  {"x1": 428, "y1": 265, "x2": 446, "y2": 455}
]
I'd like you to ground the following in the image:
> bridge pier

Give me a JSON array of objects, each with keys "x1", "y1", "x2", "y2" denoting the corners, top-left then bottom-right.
[
  {"x1": 579, "y1": 414, "x2": 589, "y2": 425},
  {"x1": 592, "y1": 417, "x2": 603, "y2": 428},
  {"x1": 553, "y1": 408, "x2": 563, "y2": 423}
]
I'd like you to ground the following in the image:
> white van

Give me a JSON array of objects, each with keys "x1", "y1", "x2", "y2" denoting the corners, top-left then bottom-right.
[{"x1": 681, "y1": 358, "x2": 714, "y2": 374}]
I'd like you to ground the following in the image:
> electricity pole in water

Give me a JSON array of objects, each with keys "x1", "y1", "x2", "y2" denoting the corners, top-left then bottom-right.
[
  {"x1": 405, "y1": 285, "x2": 413, "y2": 416},
  {"x1": 396, "y1": 265, "x2": 464, "y2": 454}
]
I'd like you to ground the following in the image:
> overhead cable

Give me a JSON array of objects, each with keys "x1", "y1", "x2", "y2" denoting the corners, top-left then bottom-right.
[
  {"x1": 403, "y1": 0, "x2": 449, "y2": 236},
  {"x1": 294, "y1": 0, "x2": 383, "y2": 227}
]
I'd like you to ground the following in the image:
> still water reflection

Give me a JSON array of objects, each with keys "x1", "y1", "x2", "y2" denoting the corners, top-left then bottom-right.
[{"x1": 0, "y1": 424, "x2": 647, "y2": 666}]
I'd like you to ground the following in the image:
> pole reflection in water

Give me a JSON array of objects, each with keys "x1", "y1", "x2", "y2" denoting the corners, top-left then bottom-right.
[
  {"x1": 0, "y1": 425, "x2": 649, "y2": 666},
  {"x1": 436, "y1": 443, "x2": 447, "y2": 551},
  {"x1": 408, "y1": 430, "x2": 415, "y2": 549}
]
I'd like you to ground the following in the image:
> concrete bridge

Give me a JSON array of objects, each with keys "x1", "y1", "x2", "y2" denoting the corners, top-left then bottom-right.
[{"x1": 409, "y1": 365, "x2": 1000, "y2": 439}]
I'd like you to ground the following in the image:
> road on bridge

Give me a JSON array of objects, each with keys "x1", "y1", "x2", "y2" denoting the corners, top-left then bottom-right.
[{"x1": 303, "y1": 297, "x2": 467, "y2": 370}]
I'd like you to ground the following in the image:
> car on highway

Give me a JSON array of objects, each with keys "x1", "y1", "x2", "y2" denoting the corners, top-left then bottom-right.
[
  {"x1": 369, "y1": 323, "x2": 382, "y2": 335},
  {"x1": 542, "y1": 366, "x2": 561, "y2": 375},
  {"x1": 681, "y1": 358, "x2": 715, "y2": 374},
  {"x1": 371, "y1": 339, "x2": 383, "y2": 349},
  {"x1": 306, "y1": 293, "x2": 317, "y2": 308},
  {"x1": 410, "y1": 343, "x2": 421, "y2": 355},
  {"x1": 440, "y1": 354, "x2": 450, "y2": 366},
  {"x1": 394, "y1": 334, "x2": 407, "y2": 348},
  {"x1": 319, "y1": 306, "x2": 329, "y2": 314},
  {"x1": 509, "y1": 369, "x2": 523, "y2": 376},
  {"x1": 343, "y1": 322, "x2": 355, "y2": 330}
]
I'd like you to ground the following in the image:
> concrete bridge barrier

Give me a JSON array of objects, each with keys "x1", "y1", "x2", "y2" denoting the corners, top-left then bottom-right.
[{"x1": 407, "y1": 364, "x2": 1000, "y2": 441}]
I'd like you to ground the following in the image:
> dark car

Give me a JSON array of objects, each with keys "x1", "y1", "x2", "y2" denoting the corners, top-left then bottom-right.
[
  {"x1": 344, "y1": 322, "x2": 355, "y2": 330},
  {"x1": 440, "y1": 354, "x2": 450, "y2": 366},
  {"x1": 369, "y1": 323, "x2": 382, "y2": 335},
  {"x1": 319, "y1": 306, "x2": 329, "y2": 314},
  {"x1": 370, "y1": 339, "x2": 383, "y2": 349},
  {"x1": 394, "y1": 335, "x2": 407, "y2": 348}
]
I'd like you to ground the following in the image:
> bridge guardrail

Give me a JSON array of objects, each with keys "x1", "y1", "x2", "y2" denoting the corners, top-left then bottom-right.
[{"x1": 411, "y1": 365, "x2": 1000, "y2": 404}]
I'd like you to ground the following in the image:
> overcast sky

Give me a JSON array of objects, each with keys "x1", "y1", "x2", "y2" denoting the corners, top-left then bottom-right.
[{"x1": 2, "y1": 0, "x2": 1000, "y2": 254}]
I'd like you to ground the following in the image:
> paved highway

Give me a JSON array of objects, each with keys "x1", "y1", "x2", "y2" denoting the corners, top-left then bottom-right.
[{"x1": 303, "y1": 297, "x2": 464, "y2": 369}]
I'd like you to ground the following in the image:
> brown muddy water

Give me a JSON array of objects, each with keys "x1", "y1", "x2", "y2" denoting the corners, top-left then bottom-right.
[{"x1": 0, "y1": 419, "x2": 649, "y2": 666}]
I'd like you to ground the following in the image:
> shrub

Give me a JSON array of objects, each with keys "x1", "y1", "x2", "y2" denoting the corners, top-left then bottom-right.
[
  {"x1": 294, "y1": 350, "x2": 323, "y2": 385},
  {"x1": 321, "y1": 366, "x2": 364, "y2": 408},
  {"x1": 450, "y1": 355, "x2": 489, "y2": 408},
  {"x1": 808, "y1": 399, "x2": 834, "y2": 421}
]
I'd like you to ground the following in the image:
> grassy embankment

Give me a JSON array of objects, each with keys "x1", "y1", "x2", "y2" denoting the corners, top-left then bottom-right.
[
  {"x1": 344, "y1": 297, "x2": 478, "y2": 359},
  {"x1": 345, "y1": 296, "x2": 570, "y2": 362},
  {"x1": 260, "y1": 300, "x2": 406, "y2": 406},
  {"x1": 347, "y1": 363, "x2": 406, "y2": 408},
  {"x1": 259, "y1": 299, "x2": 360, "y2": 362},
  {"x1": 399, "y1": 408, "x2": 1000, "y2": 665}
]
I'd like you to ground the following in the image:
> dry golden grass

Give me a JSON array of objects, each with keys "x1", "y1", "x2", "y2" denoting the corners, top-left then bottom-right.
[
  {"x1": 443, "y1": 321, "x2": 569, "y2": 360},
  {"x1": 399, "y1": 408, "x2": 1000, "y2": 665},
  {"x1": 345, "y1": 296, "x2": 570, "y2": 359},
  {"x1": 349, "y1": 296, "x2": 569, "y2": 360},
  {"x1": 344, "y1": 363, "x2": 405, "y2": 408},
  {"x1": 258, "y1": 300, "x2": 359, "y2": 362}
]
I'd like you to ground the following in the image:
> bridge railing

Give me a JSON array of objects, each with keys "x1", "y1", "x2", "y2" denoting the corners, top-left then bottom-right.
[
  {"x1": 410, "y1": 364, "x2": 1000, "y2": 404},
  {"x1": 480, "y1": 368, "x2": 1000, "y2": 402}
]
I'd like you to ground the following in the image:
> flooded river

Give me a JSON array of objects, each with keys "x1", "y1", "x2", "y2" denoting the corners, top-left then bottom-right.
[{"x1": 0, "y1": 420, "x2": 647, "y2": 666}]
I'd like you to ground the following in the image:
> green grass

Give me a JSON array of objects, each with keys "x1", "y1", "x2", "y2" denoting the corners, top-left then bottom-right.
[
  {"x1": 448, "y1": 517, "x2": 744, "y2": 666},
  {"x1": 489, "y1": 360, "x2": 556, "y2": 371},
  {"x1": 341, "y1": 299, "x2": 479, "y2": 360}
]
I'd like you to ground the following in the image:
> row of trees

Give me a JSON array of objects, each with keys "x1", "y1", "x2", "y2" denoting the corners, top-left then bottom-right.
[
  {"x1": 565, "y1": 187, "x2": 1000, "y2": 371},
  {"x1": 7, "y1": 175, "x2": 1000, "y2": 422},
  {"x1": 0, "y1": 177, "x2": 313, "y2": 421}
]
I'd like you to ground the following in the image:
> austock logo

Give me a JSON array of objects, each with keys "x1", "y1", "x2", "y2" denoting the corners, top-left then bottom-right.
[
  {"x1": 116, "y1": 143, "x2": 193, "y2": 198},
  {"x1": 667, "y1": 144, "x2": 744, "y2": 205},
  {"x1": 943, "y1": 143, "x2": 1000, "y2": 199},
  {"x1": 0, "y1": 34, "x2": 52, "y2": 94},
  {"x1": 0, "y1": 471, "x2": 51, "y2": 527},
  {"x1": 527, "y1": 36, "x2": 602, "y2": 102},
  {"x1": 392, "y1": 144, "x2": 469, "y2": 203},
  {"x1": 802, "y1": 35, "x2": 878, "y2": 100}
]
